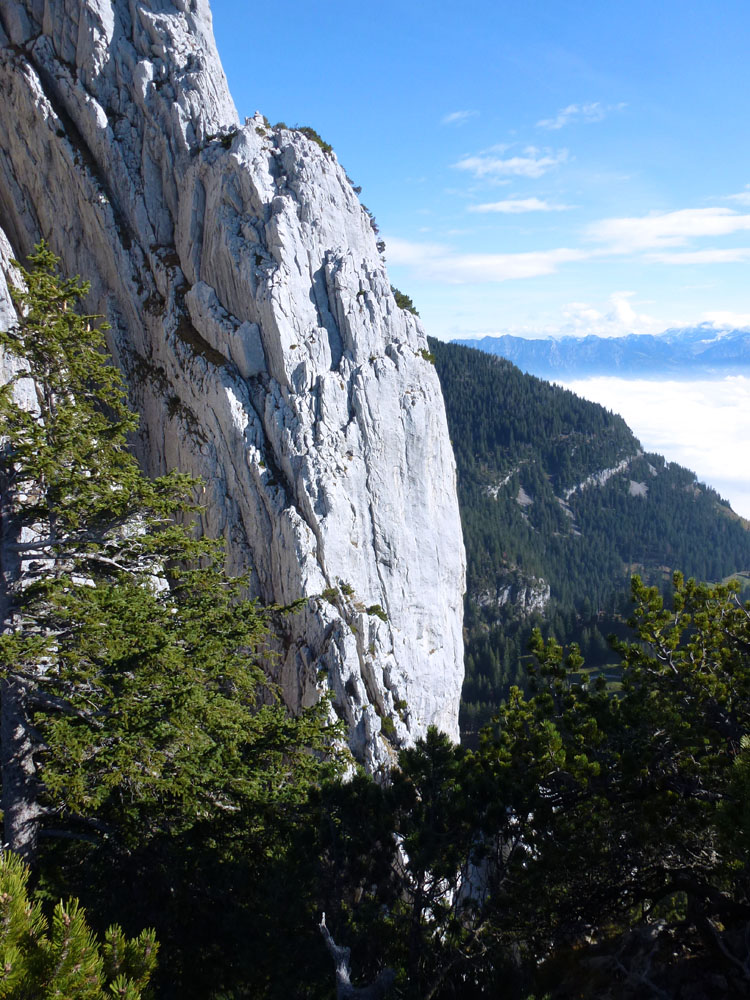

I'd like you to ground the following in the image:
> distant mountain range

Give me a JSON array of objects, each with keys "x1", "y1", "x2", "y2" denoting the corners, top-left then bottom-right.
[{"x1": 453, "y1": 325, "x2": 750, "y2": 379}]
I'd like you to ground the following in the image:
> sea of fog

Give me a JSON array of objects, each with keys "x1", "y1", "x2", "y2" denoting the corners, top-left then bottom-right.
[{"x1": 558, "y1": 375, "x2": 750, "y2": 522}]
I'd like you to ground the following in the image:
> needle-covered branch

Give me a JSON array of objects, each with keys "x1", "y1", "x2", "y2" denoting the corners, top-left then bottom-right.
[{"x1": 0, "y1": 244, "x2": 344, "y2": 862}]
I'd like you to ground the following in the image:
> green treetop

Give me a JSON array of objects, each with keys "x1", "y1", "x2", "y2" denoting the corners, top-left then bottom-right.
[{"x1": 0, "y1": 849, "x2": 158, "y2": 999}]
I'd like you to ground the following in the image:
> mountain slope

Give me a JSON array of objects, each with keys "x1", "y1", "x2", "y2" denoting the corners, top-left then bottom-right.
[
  {"x1": 454, "y1": 325, "x2": 750, "y2": 379},
  {"x1": 430, "y1": 339, "x2": 750, "y2": 732}
]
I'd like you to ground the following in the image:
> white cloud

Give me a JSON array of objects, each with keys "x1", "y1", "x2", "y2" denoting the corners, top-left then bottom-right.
[
  {"x1": 454, "y1": 147, "x2": 568, "y2": 179},
  {"x1": 726, "y1": 187, "x2": 750, "y2": 206},
  {"x1": 385, "y1": 237, "x2": 447, "y2": 266},
  {"x1": 607, "y1": 291, "x2": 656, "y2": 333},
  {"x1": 386, "y1": 237, "x2": 587, "y2": 283},
  {"x1": 586, "y1": 207, "x2": 750, "y2": 252},
  {"x1": 557, "y1": 292, "x2": 659, "y2": 338},
  {"x1": 441, "y1": 110, "x2": 479, "y2": 126},
  {"x1": 461, "y1": 293, "x2": 665, "y2": 341},
  {"x1": 559, "y1": 376, "x2": 750, "y2": 519},
  {"x1": 537, "y1": 101, "x2": 626, "y2": 130},
  {"x1": 467, "y1": 197, "x2": 573, "y2": 213},
  {"x1": 701, "y1": 310, "x2": 750, "y2": 328},
  {"x1": 647, "y1": 248, "x2": 750, "y2": 264}
]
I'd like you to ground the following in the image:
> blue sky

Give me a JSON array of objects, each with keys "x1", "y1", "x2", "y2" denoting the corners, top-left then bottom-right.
[{"x1": 211, "y1": 1, "x2": 750, "y2": 342}]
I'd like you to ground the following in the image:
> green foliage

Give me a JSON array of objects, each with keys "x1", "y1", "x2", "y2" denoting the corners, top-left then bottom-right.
[
  {"x1": 203, "y1": 131, "x2": 238, "y2": 150},
  {"x1": 0, "y1": 851, "x2": 157, "y2": 999},
  {"x1": 0, "y1": 244, "x2": 341, "y2": 852},
  {"x1": 294, "y1": 126, "x2": 333, "y2": 154},
  {"x1": 360, "y1": 204, "x2": 379, "y2": 234},
  {"x1": 380, "y1": 714, "x2": 396, "y2": 739},
  {"x1": 481, "y1": 572, "x2": 750, "y2": 993},
  {"x1": 15, "y1": 250, "x2": 750, "y2": 998},
  {"x1": 29, "y1": 568, "x2": 340, "y2": 847},
  {"x1": 302, "y1": 574, "x2": 750, "y2": 997},
  {"x1": 0, "y1": 246, "x2": 345, "y2": 998},
  {"x1": 0, "y1": 243, "x2": 189, "y2": 534},
  {"x1": 391, "y1": 286, "x2": 419, "y2": 316},
  {"x1": 304, "y1": 729, "x2": 494, "y2": 998},
  {"x1": 345, "y1": 174, "x2": 363, "y2": 195}
]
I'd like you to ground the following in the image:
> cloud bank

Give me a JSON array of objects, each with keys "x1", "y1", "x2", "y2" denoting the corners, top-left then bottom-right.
[
  {"x1": 386, "y1": 237, "x2": 586, "y2": 282},
  {"x1": 646, "y1": 248, "x2": 750, "y2": 265},
  {"x1": 587, "y1": 207, "x2": 750, "y2": 252},
  {"x1": 454, "y1": 147, "x2": 568, "y2": 179},
  {"x1": 467, "y1": 197, "x2": 573, "y2": 213},
  {"x1": 701, "y1": 310, "x2": 750, "y2": 328},
  {"x1": 560, "y1": 376, "x2": 750, "y2": 520}
]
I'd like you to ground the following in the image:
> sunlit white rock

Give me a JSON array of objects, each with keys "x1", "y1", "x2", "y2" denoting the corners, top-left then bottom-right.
[{"x1": 0, "y1": 0, "x2": 465, "y2": 769}]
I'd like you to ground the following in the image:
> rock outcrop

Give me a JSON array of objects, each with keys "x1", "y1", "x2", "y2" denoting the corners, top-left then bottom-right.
[
  {"x1": 474, "y1": 572, "x2": 550, "y2": 618},
  {"x1": 0, "y1": 0, "x2": 465, "y2": 769}
]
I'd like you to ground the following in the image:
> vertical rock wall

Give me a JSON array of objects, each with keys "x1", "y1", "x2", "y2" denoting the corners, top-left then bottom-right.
[{"x1": 0, "y1": 0, "x2": 465, "y2": 770}]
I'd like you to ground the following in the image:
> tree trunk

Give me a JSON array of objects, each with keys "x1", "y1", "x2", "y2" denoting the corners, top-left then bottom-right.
[
  {"x1": 0, "y1": 676, "x2": 39, "y2": 859},
  {"x1": 319, "y1": 913, "x2": 395, "y2": 999},
  {"x1": 0, "y1": 459, "x2": 41, "y2": 860}
]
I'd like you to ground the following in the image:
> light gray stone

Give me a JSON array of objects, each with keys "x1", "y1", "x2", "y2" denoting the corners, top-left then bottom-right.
[{"x1": 0, "y1": 0, "x2": 465, "y2": 769}]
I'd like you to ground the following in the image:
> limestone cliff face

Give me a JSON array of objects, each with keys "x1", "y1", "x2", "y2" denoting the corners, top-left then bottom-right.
[{"x1": 0, "y1": 0, "x2": 465, "y2": 768}]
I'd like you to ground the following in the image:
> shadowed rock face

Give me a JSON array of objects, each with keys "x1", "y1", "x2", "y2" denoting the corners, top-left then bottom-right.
[{"x1": 0, "y1": 0, "x2": 465, "y2": 769}]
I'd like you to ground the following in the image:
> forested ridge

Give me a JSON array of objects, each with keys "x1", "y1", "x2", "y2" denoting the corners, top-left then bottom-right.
[{"x1": 429, "y1": 338, "x2": 750, "y2": 732}]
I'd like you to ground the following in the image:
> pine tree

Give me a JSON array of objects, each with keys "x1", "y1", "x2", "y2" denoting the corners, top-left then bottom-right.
[
  {"x1": 0, "y1": 244, "x2": 342, "y2": 861},
  {"x1": 0, "y1": 849, "x2": 157, "y2": 999}
]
